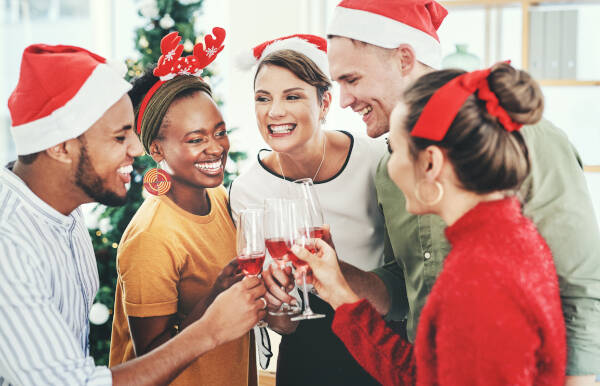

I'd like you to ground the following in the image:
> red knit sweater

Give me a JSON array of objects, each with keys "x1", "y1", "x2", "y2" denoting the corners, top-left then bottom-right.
[{"x1": 332, "y1": 198, "x2": 566, "y2": 385}]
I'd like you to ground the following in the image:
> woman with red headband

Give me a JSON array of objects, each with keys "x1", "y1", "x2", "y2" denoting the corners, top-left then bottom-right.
[
  {"x1": 109, "y1": 29, "x2": 265, "y2": 386},
  {"x1": 291, "y1": 62, "x2": 566, "y2": 385}
]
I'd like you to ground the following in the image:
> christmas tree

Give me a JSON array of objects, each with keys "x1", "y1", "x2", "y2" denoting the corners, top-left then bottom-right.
[{"x1": 88, "y1": 0, "x2": 246, "y2": 365}]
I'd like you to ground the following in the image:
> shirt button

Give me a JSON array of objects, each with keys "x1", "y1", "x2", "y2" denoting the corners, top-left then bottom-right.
[{"x1": 424, "y1": 252, "x2": 431, "y2": 260}]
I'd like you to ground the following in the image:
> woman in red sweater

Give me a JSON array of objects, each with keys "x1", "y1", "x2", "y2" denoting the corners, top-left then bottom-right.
[{"x1": 292, "y1": 62, "x2": 566, "y2": 385}]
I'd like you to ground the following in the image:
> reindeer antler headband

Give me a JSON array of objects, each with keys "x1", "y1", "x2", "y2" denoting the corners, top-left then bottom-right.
[{"x1": 136, "y1": 27, "x2": 226, "y2": 135}]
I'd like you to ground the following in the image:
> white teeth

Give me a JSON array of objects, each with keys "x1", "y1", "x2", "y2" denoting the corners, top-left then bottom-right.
[
  {"x1": 195, "y1": 160, "x2": 222, "y2": 171},
  {"x1": 117, "y1": 165, "x2": 133, "y2": 174},
  {"x1": 269, "y1": 124, "x2": 295, "y2": 134},
  {"x1": 359, "y1": 106, "x2": 372, "y2": 116}
]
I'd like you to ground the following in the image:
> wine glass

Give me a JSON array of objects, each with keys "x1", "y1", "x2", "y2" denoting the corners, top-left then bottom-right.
[
  {"x1": 289, "y1": 178, "x2": 326, "y2": 321},
  {"x1": 264, "y1": 198, "x2": 301, "y2": 316},
  {"x1": 293, "y1": 178, "x2": 325, "y2": 239},
  {"x1": 236, "y1": 208, "x2": 268, "y2": 327}
]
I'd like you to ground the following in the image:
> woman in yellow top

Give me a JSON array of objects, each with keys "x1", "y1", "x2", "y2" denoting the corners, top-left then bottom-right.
[{"x1": 109, "y1": 31, "x2": 259, "y2": 386}]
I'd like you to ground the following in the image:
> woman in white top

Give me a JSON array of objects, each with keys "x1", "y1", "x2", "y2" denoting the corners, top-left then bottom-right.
[{"x1": 228, "y1": 35, "x2": 385, "y2": 386}]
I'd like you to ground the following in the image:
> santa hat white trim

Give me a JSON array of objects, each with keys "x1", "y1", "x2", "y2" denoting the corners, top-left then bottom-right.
[
  {"x1": 328, "y1": 6, "x2": 442, "y2": 69},
  {"x1": 259, "y1": 37, "x2": 330, "y2": 77},
  {"x1": 238, "y1": 36, "x2": 330, "y2": 78},
  {"x1": 10, "y1": 63, "x2": 132, "y2": 155}
]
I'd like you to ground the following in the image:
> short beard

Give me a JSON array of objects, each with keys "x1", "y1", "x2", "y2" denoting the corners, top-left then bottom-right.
[{"x1": 75, "y1": 139, "x2": 127, "y2": 207}]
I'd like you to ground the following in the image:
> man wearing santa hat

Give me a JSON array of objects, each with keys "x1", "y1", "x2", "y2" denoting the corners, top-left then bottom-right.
[
  {"x1": 0, "y1": 44, "x2": 266, "y2": 385},
  {"x1": 323, "y1": 0, "x2": 599, "y2": 384}
]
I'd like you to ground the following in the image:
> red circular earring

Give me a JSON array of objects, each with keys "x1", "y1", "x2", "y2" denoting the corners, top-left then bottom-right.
[{"x1": 143, "y1": 166, "x2": 171, "y2": 196}]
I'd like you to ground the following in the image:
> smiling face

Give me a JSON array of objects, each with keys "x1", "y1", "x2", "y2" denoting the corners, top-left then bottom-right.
[
  {"x1": 328, "y1": 37, "x2": 407, "y2": 138},
  {"x1": 75, "y1": 95, "x2": 142, "y2": 206},
  {"x1": 152, "y1": 91, "x2": 229, "y2": 189},
  {"x1": 254, "y1": 64, "x2": 328, "y2": 154}
]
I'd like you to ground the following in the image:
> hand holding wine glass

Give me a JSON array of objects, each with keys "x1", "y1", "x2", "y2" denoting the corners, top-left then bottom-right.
[
  {"x1": 290, "y1": 239, "x2": 360, "y2": 310},
  {"x1": 236, "y1": 208, "x2": 268, "y2": 326},
  {"x1": 264, "y1": 198, "x2": 301, "y2": 315}
]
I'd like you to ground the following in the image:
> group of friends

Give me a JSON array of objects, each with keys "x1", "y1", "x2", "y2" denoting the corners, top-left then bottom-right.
[{"x1": 1, "y1": 0, "x2": 599, "y2": 385}]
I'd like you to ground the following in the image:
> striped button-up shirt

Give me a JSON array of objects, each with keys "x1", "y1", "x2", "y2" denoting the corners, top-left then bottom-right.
[{"x1": 0, "y1": 166, "x2": 112, "y2": 385}]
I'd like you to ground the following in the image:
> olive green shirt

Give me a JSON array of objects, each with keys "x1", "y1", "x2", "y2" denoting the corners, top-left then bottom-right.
[{"x1": 372, "y1": 119, "x2": 600, "y2": 375}]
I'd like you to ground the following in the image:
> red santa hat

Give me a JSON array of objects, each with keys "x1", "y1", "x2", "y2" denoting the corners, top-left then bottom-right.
[
  {"x1": 327, "y1": 0, "x2": 448, "y2": 69},
  {"x1": 238, "y1": 34, "x2": 329, "y2": 77},
  {"x1": 8, "y1": 44, "x2": 131, "y2": 155}
]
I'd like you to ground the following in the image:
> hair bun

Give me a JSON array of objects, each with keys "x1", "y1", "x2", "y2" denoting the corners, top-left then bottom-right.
[{"x1": 487, "y1": 62, "x2": 544, "y2": 126}]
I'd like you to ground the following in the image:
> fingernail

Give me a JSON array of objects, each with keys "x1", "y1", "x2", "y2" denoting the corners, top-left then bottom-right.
[{"x1": 291, "y1": 299, "x2": 298, "y2": 306}]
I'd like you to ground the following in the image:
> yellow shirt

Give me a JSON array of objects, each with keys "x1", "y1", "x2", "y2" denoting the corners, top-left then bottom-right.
[{"x1": 109, "y1": 187, "x2": 251, "y2": 385}]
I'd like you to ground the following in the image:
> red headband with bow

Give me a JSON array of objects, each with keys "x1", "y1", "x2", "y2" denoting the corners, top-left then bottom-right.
[
  {"x1": 410, "y1": 65, "x2": 522, "y2": 141},
  {"x1": 136, "y1": 27, "x2": 226, "y2": 135}
]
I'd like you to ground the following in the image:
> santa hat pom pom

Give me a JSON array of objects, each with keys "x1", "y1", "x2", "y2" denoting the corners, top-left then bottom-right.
[
  {"x1": 105, "y1": 59, "x2": 128, "y2": 78},
  {"x1": 235, "y1": 49, "x2": 259, "y2": 71}
]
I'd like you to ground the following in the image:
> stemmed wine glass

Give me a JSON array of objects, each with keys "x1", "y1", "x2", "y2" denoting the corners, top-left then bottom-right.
[
  {"x1": 236, "y1": 208, "x2": 268, "y2": 327},
  {"x1": 289, "y1": 178, "x2": 326, "y2": 321},
  {"x1": 264, "y1": 198, "x2": 301, "y2": 316}
]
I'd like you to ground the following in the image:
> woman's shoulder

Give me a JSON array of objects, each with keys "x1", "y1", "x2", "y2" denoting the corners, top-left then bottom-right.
[
  {"x1": 341, "y1": 132, "x2": 386, "y2": 162},
  {"x1": 122, "y1": 196, "x2": 170, "y2": 236}
]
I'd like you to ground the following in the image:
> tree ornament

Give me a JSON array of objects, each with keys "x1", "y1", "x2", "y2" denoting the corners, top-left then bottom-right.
[
  {"x1": 183, "y1": 39, "x2": 194, "y2": 52},
  {"x1": 159, "y1": 13, "x2": 175, "y2": 29},
  {"x1": 139, "y1": 35, "x2": 149, "y2": 49},
  {"x1": 139, "y1": 0, "x2": 159, "y2": 19},
  {"x1": 89, "y1": 303, "x2": 110, "y2": 325}
]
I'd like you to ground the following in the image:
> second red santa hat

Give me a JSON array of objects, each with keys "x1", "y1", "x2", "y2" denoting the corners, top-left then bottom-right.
[
  {"x1": 328, "y1": 0, "x2": 448, "y2": 69},
  {"x1": 239, "y1": 34, "x2": 329, "y2": 77}
]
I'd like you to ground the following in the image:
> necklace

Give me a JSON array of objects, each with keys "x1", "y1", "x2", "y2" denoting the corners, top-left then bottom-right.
[{"x1": 276, "y1": 134, "x2": 327, "y2": 182}]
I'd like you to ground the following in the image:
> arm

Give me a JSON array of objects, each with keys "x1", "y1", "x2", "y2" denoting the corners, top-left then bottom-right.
[
  {"x1": 0, "y1": 241, "x2": 113, "y2": 385},
  {"x1": 343, "y1": 223, "x2": 408, "y2": 318},
  {"x1": 521, "y1": 121, "x2": 600, "y2": 379},
  {"x1": 290, "y1": 241, "x2": 415, "y2": 385},
  {"x1": 112, "y1": 278, "x2": 267, "y2": 385},
  {"x1": 129, "y1": 258, "x2": 244, "y2": 356},
  {"x1": 339, "y1": 261, "x2": 390, "y2": 315}
]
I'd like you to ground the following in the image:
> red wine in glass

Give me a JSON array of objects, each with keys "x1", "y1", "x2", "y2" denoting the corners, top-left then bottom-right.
[
  {"x1": 287, "y1": 248, "x2": 308, "y2": 268},
  {"x1": 237, "y1": 253, "x2": 266, "y2": 276},
  {"x1": 309, "y1": 226, "x2": 324, "y2": 240},
  {"x1": 265, "y1": 238, "x2": 290, "y2": 268},
  {"x1": 288, "y1": 226, "x2": 324, "y2": 267}
]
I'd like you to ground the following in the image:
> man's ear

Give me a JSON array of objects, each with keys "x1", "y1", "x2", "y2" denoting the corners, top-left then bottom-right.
[
  {"x1": 393, "y1": 44, "x2": 417, "y2": 77},
  {"x1": 45, "y1": 139, "x2": 78, "y2": 164},
  {"x1": 148, "y1": 140, "x2": 165, "y2": 163},
  {"x1": 320, "y1": 90, "x2": 333, "y2": 122}
]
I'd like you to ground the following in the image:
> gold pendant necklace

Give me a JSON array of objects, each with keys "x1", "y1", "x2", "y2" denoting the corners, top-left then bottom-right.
[{"x1": 276, "y1": 134, "x2": 327, "y2": 182}]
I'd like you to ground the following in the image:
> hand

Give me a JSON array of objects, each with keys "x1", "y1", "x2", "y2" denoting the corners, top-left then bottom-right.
[
  {"x1": 262, "y1": 262, "x2": 297, "y2": 312},
  {"x1": 291, "y1": 239, "x2": 360, "y2": 309},
  {"x1": 199, "y1": 276, "x2": 267, "y2": 346},
  {"x1": 210, "y1": 258, "x2": 244, "y2": 297}
]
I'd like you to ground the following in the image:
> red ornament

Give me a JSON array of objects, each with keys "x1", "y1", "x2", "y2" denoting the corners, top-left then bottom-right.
[{"x1": 143, "y1": 168, "x2": 171, "y2": 196}]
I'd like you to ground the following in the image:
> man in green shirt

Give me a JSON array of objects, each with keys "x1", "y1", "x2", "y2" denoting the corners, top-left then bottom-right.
[{"x1": 325, "y1": 0, "x2": 600, "y2": 383}]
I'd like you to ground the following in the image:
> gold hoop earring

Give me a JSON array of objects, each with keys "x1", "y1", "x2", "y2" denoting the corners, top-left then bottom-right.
[{"x1": 414, "y1": 180, "x2": 443, "y2": 206}]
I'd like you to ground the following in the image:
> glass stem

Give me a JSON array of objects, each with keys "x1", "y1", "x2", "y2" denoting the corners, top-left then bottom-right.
[{"x1": 301, "y1": 270, "x2": 313, "y2": 315}]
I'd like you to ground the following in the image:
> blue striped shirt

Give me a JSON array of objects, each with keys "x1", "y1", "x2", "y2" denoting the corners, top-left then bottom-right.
[{"x1": 0, "y1": 166, "x2": 112, "y2": 385}]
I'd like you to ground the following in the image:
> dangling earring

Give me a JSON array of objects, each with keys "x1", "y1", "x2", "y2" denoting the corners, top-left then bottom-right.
[
  {"x1": 143, "y1": 162, "x2": 172, "y2": 196},
  {"x1": 414, "y1": 180, "x2": 443, "y2": 206}
]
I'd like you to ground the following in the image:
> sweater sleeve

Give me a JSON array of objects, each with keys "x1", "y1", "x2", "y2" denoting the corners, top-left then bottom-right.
[{"x1": 332, "y1": 299, "x2": 416, "y2": 386}]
